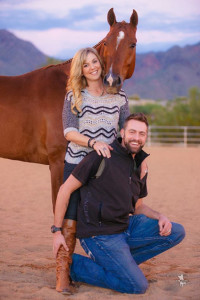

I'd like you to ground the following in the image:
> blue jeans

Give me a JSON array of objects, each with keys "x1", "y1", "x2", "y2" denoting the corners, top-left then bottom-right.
[
  {"x1": 70, "y1": 214, "x2": 185, "y2": 294},
  {"x1": 63, "y1": 161, "x2": 80, "y2": 220}
]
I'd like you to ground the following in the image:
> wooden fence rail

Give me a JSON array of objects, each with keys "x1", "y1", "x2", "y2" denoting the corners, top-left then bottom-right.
[{"x1": 147, "y1": 126, "x2": 200, "y2": 147}]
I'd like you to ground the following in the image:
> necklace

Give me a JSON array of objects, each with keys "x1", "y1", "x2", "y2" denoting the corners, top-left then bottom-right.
[
  {"x1": 87, "y1": 87, "x2": 104, "y2": 97},
  {"x1": 100, "y1": 88, "x2": 104, "y2": 97}
]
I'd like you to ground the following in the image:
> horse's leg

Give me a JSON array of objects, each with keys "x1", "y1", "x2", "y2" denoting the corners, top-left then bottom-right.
[
  {"x1": 49, "y1": 156, "x2": 65, "y2": 213},
  {"x1": 45, "y1": 116, "x2": 66, "y2": 212}
]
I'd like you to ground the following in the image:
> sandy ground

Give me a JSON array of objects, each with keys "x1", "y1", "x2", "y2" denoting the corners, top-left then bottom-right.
[{"x1": 0, "y1": 146, "x2": 200, "y2": 300}]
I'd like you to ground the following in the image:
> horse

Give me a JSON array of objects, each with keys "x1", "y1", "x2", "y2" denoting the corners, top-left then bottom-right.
[{"x1": 0, "y1": 8, "x2": 138, "y2": 211}]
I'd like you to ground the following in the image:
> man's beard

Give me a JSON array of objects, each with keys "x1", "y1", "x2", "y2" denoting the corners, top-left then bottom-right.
[{"x1": 124, "y1": 140, "x2": 144, "y2": 154}]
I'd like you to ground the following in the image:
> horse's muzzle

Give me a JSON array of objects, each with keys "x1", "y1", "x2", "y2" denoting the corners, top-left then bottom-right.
[{"x1": 103, "y1": 73, "x2": 122, "y2": 93}]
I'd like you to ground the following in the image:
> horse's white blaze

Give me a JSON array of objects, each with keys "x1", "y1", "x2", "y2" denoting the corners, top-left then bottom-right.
[
  {"x1": 107, "y1": 74, "x2": 114, "y2": 86},
  {"x1": 116, "y1": 31, "x2": 125, "y2": 50},
  {"x1": 106, "y1": 66, "x2": 114, "y2": 87}
]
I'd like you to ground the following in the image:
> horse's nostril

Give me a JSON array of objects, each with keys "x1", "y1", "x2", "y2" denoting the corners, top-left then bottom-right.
[
  {"x1": 103, "y1": 74, "x2": 122, "y2": 87},
  {"x1": 103, "y1": 76, "x2": 109, "y2": 86},
  {"x1": 117, "y1": 76, "x2": 121, "y2": 86}
]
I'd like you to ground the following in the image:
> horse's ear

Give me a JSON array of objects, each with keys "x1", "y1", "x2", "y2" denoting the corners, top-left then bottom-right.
[
  {"x1": 130, "y1": 9, "x2": 138, "y2": 27},
  {"x1": 107, "y1": 8, "x2": 117, "y2": 27}
]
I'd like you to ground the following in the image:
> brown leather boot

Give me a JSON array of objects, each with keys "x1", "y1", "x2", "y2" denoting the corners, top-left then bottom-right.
[{"x1": 56, "y1": 219, "x2": 77, "y2": 294}]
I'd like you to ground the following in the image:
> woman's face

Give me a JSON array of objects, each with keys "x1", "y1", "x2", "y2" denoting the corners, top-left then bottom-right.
[{"x1": 82, "y1": 52, "x2": 102, "y2": 83}]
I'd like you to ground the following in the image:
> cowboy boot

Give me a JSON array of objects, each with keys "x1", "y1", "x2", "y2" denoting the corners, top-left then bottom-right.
[{"x1": 56, "y1": 219, "x2": 77, "y2": 294}]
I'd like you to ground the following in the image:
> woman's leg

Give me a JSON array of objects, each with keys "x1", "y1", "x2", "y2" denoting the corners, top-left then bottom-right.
[
  {"x1": 56, "y1": 161, "x2": 80, "y2": 294},
  {"x1": 63, "y1": 161, "x2": 79, "y2": 220}
]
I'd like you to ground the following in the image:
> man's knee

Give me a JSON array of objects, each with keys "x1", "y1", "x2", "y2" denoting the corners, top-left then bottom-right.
[
  {"x1": 172, "y1": 223, "x2": 185, "y2": 245},
  {"x1": 135, "y1": 278, "x2": 148, "y2": 294},
  {"x1": 124, "y1": 276, "x2": 148, "y2": 294}
]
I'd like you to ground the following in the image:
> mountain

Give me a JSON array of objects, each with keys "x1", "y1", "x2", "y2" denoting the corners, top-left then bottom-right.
[
  {"x1": 124, "y1": 42, "x2": 200, "y2": 100},
  {"x1": 0, "y1": 30, "x2": 199, "y2": 99},
  {"x1": 0, "y1": 29, "x2": 48, "y2": 76}
]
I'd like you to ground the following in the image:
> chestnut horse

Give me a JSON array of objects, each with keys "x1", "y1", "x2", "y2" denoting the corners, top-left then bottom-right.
[{"x1": 0, "y1": 8, "x2": 138, "y2": 211}]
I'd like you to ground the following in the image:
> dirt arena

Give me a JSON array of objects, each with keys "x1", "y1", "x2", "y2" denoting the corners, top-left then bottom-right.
[{"x1": 0, "y1": 146, "x2": 200, "y2": 300}]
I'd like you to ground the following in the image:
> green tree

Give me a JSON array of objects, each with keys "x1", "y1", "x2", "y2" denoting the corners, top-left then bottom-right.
[
  {"x1": 41, "y1": 56, "x2": 65, "y2": 67},
  {"x1": 129, "y1": 87, "x2": 200, "y2": 126},
  {"x1": 188, "y1": 87, "x2": 200, "y2": 125}
]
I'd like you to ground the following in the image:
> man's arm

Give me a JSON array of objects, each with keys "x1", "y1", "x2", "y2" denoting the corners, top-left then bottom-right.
[
  {"x1": 53, "y1": 175, "x2": 82, "y2": 257},
  {"x1": 134, "y1": 199, "x2": 172, "y2": 236}
]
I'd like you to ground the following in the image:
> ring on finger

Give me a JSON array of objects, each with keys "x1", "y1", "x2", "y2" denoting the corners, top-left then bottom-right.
[{"x1": 103, "y1": 147, "x2": 107, "y2": 151}]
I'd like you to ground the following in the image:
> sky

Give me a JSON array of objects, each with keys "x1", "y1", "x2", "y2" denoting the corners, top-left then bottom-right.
[{"x1": 0, "y1": 0, "x2": 200, "y2": 59}]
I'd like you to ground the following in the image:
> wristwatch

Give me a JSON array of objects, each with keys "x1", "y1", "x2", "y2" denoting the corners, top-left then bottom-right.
[{"x1": 51, "y1": 225, "x2": 62, "y2": 233}]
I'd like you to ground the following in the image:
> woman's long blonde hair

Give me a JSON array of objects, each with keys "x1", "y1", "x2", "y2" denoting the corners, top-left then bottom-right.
[{"x1": 67, "y1": 47, "x2": 104, "y2": 114}]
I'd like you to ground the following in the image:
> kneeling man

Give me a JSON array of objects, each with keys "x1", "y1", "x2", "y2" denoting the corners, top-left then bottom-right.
[{"x1": 52, "y1": 113, "x2": 185, "y2": 294}]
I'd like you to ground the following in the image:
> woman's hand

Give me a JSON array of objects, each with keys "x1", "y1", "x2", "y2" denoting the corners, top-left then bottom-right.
[
  {"x1": 53, "y1": 232, "x2": 69, "y2": 258},
  {"x1": 93, "y1": 141, "x2": 113, "y2": 158},
  {"x1": 140, "y1": 158, "x2": 148, "y2": 179}
]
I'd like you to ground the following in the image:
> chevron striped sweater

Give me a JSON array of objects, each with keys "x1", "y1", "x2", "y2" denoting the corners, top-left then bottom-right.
[{"x1": 62, "y1": 89, "x2": 130, "y2": 164}]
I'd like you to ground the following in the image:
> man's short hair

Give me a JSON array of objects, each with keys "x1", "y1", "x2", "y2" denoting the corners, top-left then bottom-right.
[{"x1": 123, "y1": 113, "x2": 149, "y2": 129}]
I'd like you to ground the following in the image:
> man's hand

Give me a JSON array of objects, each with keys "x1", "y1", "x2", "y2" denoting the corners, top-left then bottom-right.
[
  {"x1": 135, "y1": 201, "x2": 172, "y2": 237},
  {"x1": 53, "y1": 232, "x2": 69, "y2": 258},
  {"x1": 158, "y1": 214, "x2": 172, "y2": 236}
]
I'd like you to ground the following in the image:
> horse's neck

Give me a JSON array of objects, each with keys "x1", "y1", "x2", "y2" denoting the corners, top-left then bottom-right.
[
  {"x1": 54, "y1": 60, "x2": 72, "y2": 75},
  {"x1": 94, "y1": 40, "x2": 103, "y2": 52}
]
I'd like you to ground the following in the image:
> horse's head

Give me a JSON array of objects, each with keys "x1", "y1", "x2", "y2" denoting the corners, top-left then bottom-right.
[{"x1": 96, "y1": 8, "x2": 138, "y2": 94}]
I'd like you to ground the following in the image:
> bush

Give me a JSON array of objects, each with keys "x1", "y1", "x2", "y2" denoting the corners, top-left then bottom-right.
[{"x1": 129, "y1": 87, "x2": 200, "y2": 126}]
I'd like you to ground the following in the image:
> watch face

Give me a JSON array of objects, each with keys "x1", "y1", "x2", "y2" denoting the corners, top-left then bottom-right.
[
  {"x1": 51, "y1": 225, "x2": 61, "y2": 233},
  {"x1": 51, "y1": 225, "x2": 55, "y2": 233}
]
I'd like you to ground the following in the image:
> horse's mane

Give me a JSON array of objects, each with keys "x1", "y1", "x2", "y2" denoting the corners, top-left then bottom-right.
[
  {"x1": 42, "y1": 58, "x2": 72, "y2": 71},
  {"x1": 93, "y1": 39, "x2": 104, "y2": 49},
  {"x1": 42, "y1": 39, "x2": 104, "y2": 71}
]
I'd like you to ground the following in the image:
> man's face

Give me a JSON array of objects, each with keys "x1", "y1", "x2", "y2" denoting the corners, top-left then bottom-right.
[{"x1": 121, "y1": 119, "x2": 148, "y2": 154}]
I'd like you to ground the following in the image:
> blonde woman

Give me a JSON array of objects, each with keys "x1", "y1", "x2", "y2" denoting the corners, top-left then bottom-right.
[{"x1": 52, "y1": 47, "x2": 130, "y2": 294}]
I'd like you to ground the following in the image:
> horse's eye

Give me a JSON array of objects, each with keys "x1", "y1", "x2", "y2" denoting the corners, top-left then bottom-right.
[
  {"x1": 130, "y1": 43, "x2": 136, "y2": 48},
  {"x1": 103, "y1": 42, "x2": 107, "y2": 46}
]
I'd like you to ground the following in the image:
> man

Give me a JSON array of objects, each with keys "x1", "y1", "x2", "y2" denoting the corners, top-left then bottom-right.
[{"x1": 52, "y1": 113, "x2": 185, "y2": 294}]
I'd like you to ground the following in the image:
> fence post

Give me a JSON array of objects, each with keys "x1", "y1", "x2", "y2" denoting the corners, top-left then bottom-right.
[{"x1": 183, "y1": 126, "x2": 187, "y2": 147}]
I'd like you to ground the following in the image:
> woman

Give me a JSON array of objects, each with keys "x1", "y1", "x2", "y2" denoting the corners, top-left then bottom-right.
[{"x1": 53, "y1": 47, "x2": 130, "y2": 294}]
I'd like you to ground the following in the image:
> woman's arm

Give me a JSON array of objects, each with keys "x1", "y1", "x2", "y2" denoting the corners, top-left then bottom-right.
[
  {"x1": 62, "y1": 92, "x2": 113, "y2": 157},
  {"x1": 65, "y1": 131, "x2": 91, "y2": 147},
  {"x1": 65, "y1": 131, "x2": 113, "y2": 158},
  {"x1": 140, "y1": 158, "x2": 148, "y2": 180},
  {"x1": 118, "y1": 90, "x2": 130, "y2": 130}
]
